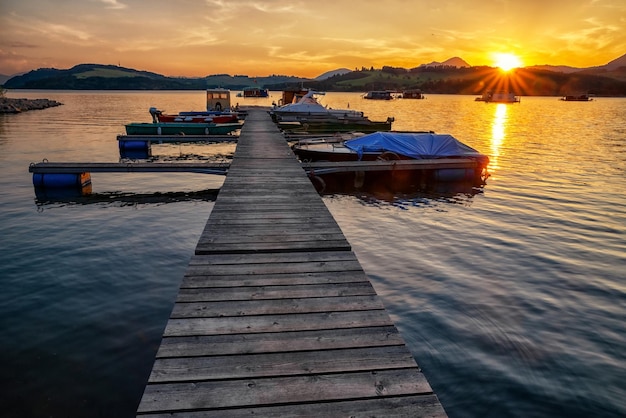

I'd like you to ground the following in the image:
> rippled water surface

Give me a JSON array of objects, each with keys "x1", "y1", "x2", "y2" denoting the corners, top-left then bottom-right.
[{"x1": 1, "y1": 91, "x2": 624, "y2": 417}]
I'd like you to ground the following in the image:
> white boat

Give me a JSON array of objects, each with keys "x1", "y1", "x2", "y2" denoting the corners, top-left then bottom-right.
[
  {"x1": 270, "y1": 90, "x2": 374, "y2": 123},
  {"x1": 475, "y1": 91, "x2": 520, "y2": 103},
  {"x1": 363, "y1": 91, "x2": 394, "y2": 100}
]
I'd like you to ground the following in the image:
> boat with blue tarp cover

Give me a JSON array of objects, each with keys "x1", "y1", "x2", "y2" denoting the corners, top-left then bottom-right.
[
  {"x1": 292, "y1": 131, "x2": 489, "y2": 165},
  {"x1": 294, "y1": 132, "x2": 490, "y2": 190}
]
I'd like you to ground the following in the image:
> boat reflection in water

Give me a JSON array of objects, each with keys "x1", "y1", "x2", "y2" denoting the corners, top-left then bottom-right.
[
  {"x1": 34, "y1": 188, "x2": 219, "y2": 208},
  {"x1": 308, "y1": 167, "x2": 487, "y2": 206}
]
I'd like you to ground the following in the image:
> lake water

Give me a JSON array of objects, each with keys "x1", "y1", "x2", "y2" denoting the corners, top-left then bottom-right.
[{"x1": 1, "y1": 90, "x2": 624, "y2": 418}]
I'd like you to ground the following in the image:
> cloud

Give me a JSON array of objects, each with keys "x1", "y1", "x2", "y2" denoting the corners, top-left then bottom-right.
[
  {"x1": 99, "y1": 0, "x2": 127, "y2": 10},
  {"x1": 8, "y1": 41, "x2": 39, "y2": 49}
]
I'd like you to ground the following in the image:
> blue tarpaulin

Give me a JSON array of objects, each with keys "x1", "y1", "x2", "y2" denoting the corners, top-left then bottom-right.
[{"x1": 344, "y1": 132, "x2": 488, "y2": 163}]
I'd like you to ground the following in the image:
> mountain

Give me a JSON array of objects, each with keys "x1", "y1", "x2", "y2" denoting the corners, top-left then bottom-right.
[
  {"x1": 0, "y1": 74, "x2": 11, "y2": 85},
  {"x1": 3, "y1": 64, "x2": 309, "y2": 90},
  {"x1": 604, "y1": 53, "x2": 626, "y2": 71},
  {"x1": 315, "y1": 68, "x2": 351, "y2": 81},
  {"x1": 528, "y1": 53, "x2": 626, "y2": 74},
  {"x1": 3, "y1": 56, "x2": 625, "y2": 95},
  {"x1": 526, "y1": 65, "x2": 582, "y2": 74},
  {"x1": 419, "y1": 57, "x2": 471, "y2": 68}
]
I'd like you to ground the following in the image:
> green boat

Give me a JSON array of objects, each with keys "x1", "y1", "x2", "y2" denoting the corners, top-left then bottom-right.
[
  {"x1": 277, "y1": 119, "x2": 392, "y2": 133},
  {"x1": 124, "y1": 121, "x2": 243, "y2": 135}
]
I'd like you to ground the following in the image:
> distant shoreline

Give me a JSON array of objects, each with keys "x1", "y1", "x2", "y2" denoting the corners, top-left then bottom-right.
[{"x1": 0, "y1": 97, "x2": 63, "y2": 113}]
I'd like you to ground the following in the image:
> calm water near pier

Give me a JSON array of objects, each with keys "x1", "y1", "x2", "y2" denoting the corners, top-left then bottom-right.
[{"x1": 1, "y1": 90, "x2": 624, "y2": 417}]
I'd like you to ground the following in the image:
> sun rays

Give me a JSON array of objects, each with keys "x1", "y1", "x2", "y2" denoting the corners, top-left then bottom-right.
[{"x1": 492, "y1": 53, "x2": 523, "y2": 72}]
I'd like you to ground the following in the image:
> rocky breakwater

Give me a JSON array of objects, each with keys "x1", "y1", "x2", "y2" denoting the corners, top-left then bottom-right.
[{"x1": 0, "y1": 97, "x2": 63, "y2": 113}]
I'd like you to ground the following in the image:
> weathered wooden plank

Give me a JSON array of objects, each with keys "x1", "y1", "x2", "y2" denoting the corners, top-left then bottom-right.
[
  {"x1": 175, "y1": 282, "x2": 377, "y2": 302},
  {"x1": 181, "y1": 270, "x2": 370, "y2": 288},
  {"x1": 184, "y1": 259, "x2": 363, "y2": 275},
  {"x1": 203, "y1": 216, "x2": 338, "y2": 226},
  {"x1": 222, "y1": 175, "x2": 310, "y2": 183},
  {"x1": 163, "y1": 310, "x2": 394, "y2": 337},
  {"x1": 28, "y1": 161, "x2": 229, "y2": 173},
  {"x1": 205, "y1": 208, "x2": 332, "y2": 217},
  {"x1": 138, "y1": 394, "x2": 447, "y2": 418},
  {"x1": 195, "y1": 240, "x2": 352, "y2": 254},
  {"x1": 171, "y1": 295, "x2": 384, "y2": 318},
  {"x1": 155, "y1": 325, "x2": 404, "y2": 357},
  {"x1": 213, "y1": 195, "x2": 324, "y2": 204},
  {"x1": 187, "y1": 251, "x2": 359, "y2": 265},
  {"x1": 198, "y1": 232, "x2": 348, "y2": 244},
  {"x1": 209, "y1": 201, "x2": 329, "y2": 211},
  {"x1": 149, "y1": 345, "x2": 417, "y2": 383},
  {"x1": 199, "y1": 223, "x2": 343, "y2": 235},
  {"x1": 137, "y1": 369, "x2": 434, "y2": 413}
]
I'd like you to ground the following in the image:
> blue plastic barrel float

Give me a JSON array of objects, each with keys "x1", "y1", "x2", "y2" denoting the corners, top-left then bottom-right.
[
  {"x1": 32, "y1": 172, "x2": 92, "y2": 188},
  {"x1": 118, "y1": 139, "x2": 151, "y2": 159},
  {"x1": 119, "y1": 140, "x2": 151, "y2": 152}
]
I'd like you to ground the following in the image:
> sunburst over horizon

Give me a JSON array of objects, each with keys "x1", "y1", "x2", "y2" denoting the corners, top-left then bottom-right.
[
  {"x1": 0, "y1": 1, "x2": 624, "y2": 78},
  {"x1": 492, "y1": 53, "x2": 524, "y2": 72}
]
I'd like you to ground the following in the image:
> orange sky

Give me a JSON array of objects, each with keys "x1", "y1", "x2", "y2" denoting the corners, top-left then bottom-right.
[{"x1": 1, "y1": 0, "x2": 625, "y2": 78}]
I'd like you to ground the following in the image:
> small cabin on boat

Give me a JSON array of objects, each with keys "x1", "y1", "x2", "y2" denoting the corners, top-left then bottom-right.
[
  {"x1": 475, "y1": 91, "x2": 520, "y2": 103},
  {"x1": 561, "y1": 94, "x2": 592, "y2": 101},
  {"x1": 243, "y1": 87, "x2": 269, "y2": 98},
  {"x1": 278, "y1": 89, "x2": 309, "y2": 106},
  {"x1": 402, "y1": 89, "x2": 425, "y2": 99},
  {"x1": 206, "y1": 89, "x2": 231, "y2": 111},
  {"x1": 363, "y1": 91, "x2": 394, "y2": 100}
]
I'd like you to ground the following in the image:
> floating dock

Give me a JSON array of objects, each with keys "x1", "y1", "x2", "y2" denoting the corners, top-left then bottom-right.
[
  {"x1": 117, "y1": 134, "x2": 239, "y2": 144},
  {"x1": 135, "y1": 109, "x2": 447, "y2": 416}
]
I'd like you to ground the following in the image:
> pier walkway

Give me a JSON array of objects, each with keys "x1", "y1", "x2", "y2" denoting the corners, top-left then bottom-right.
[{"x1": 136, "y1": 108, "x2": 447, "y2": 417}]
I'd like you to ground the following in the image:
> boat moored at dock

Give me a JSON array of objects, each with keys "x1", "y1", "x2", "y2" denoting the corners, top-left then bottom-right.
[
  {"x1": 293, "y1": 131, "x2": 489, "y2": 184},
  {"x1": 124, "y1": 121, "x2": 242, "y2": 136},
  {"x1": 152, "y1": 109, "x2": 239, "y2": 124},
  {"x1": 270, "y1": 90, "x2": 394, "y2": 132},
  {"x1": 293, "y1": 131, "x2": 487, "y2": 163}
]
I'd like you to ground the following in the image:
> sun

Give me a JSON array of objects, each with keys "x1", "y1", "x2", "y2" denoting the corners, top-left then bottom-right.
[{"x1": 492, "y1": 53, "x2": 523, "y2": 72}]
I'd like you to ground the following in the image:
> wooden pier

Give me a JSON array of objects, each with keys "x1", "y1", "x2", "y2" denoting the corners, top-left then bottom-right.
[{"x1": 136, "y1": 109, "x2": 447, "y2": 416}]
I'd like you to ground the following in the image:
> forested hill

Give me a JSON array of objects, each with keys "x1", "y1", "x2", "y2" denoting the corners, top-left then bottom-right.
[
  {"x1": 4, "y1": 63, "x2": 626, "y2": 96},
  {"x1": 3, "y1": 64, "x2": 308, "y2": 90},
  {"x1": 297, "y1": 66, "x2": 626, "y2": 97}
]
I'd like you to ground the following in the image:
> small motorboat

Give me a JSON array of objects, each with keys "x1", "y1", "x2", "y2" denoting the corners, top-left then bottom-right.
[
  {"x1": 363, "y1": 91, "x2": 394, "y2": 100},
  {"x1": 292, "y1": 131, "x2": 489, "y2": 166},
  {"x1": 242, "y1": 87, "x2": 269, "y2": 97},
  {"x1": 270, "y1": 90, "x2": 394, "y2": 132},
  {"x1": 560, "y1": 94, "x2": 593, "y2": 101},
  {"x1": 475, "y1": 91, "x2": 520, "y2": 103},
  {"x1": 124, "y1": 121, "x2": 243, "y2": 135}
]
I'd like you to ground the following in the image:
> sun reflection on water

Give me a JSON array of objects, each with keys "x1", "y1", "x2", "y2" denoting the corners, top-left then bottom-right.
[{"x1": 489, "y1": 103, "x2": 507, "y2": 171}]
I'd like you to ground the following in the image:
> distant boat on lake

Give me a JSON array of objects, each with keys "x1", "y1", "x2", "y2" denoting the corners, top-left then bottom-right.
[
  {"x1": 560, "y1": 94, "x2": 593, "y2": 101},
  {"x1": 401, "y1": 89, "x2": 425, "y2": 99},
  {"x1": 475, "y1": 91, "x2": 520, "y2": 103},
  {"x1": 242, "y1": 87, "x2": 269, "y2": 98},
  {"x1": 363, "y1": 91, "x2": 394, "y2": 100}
]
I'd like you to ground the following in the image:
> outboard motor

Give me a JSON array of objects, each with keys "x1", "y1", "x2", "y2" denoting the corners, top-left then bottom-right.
[{"x1": 149, "y1": 107, "x2": 162, "y2": 123}]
